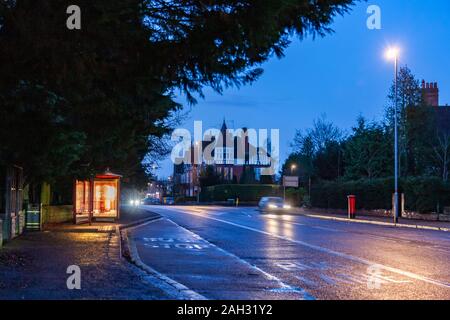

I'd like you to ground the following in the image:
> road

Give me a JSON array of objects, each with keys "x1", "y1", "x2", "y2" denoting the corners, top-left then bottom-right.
[{"x1": 128, "y1": 205, "x2": 450, "y2": 300}]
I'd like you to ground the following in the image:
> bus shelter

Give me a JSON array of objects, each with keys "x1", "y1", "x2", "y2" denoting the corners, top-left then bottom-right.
[{"x1": 73, "y1": 170, "x2": 121, "y2": 224}]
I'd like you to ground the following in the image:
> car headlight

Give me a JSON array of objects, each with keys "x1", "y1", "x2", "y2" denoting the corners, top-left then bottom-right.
[
  {"x1": 268, "y1": 204, "x2": 277, "y2": 209},
  {"x1": 129, "y1": 200, "x2": 135, "y2": 205},
  {"x1": 283, "y1": 204, "x2": 292, "y2": 209}
]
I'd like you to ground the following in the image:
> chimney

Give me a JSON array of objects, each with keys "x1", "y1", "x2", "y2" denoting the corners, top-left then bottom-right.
[{"x1": 422, "y1": 80, "x2": 439, "y2": 107}]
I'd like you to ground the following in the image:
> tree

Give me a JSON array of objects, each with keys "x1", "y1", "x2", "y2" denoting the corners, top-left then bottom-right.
[
  {"x1": 310, "y1": 114, "x2": 343, "y2": 151},
  {"x1": 343, "y1": 117, "x2": 392, "y2": 180},
  {"x1": 431, "y1": 129, "x2": 450, "y2": 181},
  {"x1": 0, "y1": 0, "x2": 357, "y2": 191},
  {"x1": 288, "y1": 134, "x2": 314, "y2": 183},
  {"x1": 290, "y1": 114, "x2": 343, "y2": 181},
  {"x1": 314, "y1": 140, "x2": 343, "y2": 180},
  {"x1": 405, "y1": 104, "x2": 436, "y2": 176},
  {"x1": 384, "y1": 66, "x2": 423, "y2": 177}
]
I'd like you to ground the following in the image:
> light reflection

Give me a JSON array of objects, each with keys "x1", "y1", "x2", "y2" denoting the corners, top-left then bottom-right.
[
  {"x1": 266, "y1": 218, "x2": 280, "y2": 234},
  {"x1": 264, "y1": 215, "x2": 296, "y2": 238}
]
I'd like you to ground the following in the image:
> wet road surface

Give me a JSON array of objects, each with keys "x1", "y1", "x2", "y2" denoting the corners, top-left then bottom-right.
[{"x1": 130, "y1": 205, "x2": 450, "y2": 300}]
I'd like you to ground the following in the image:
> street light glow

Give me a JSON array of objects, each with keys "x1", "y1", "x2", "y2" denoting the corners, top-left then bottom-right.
[{"x1": 385, "y1": 47, "x2": 400, "y2": 60}]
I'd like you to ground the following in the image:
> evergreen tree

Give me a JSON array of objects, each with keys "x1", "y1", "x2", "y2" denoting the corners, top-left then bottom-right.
[
  {"x1": 384, "y1": 66, "x2": 423, "y2": 177},
  {"x1": 0, "y1": 0, "x2": 357, "y2": 188},
  {"x1": 343, "y1": 116, "x2": 392, "y2": 179}
]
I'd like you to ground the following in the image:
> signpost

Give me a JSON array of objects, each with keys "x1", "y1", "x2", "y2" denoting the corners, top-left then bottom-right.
[{"x1": 283, "y1": 176, "x2": 299, "y2": 199}]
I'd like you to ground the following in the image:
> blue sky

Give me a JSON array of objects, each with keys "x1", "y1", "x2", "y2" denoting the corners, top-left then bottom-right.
[{"x1": 156, "y1": 0, "x2": 450, "y2": 178}]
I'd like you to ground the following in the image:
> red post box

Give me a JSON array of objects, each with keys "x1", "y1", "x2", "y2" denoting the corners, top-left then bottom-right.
[{"x1": 347, "y1": 195, "x2": 356, "y2": 219}]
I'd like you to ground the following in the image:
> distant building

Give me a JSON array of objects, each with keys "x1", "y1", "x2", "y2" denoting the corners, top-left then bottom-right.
[
  {"x1": 422, "y1": 80, "x2": 440, "y2": 107},
  {"x1": 146, "y1": 180, "x2": 166, "y2": 200},
  {"x1": 173, "y1": 120, "x2": 273, "y2": 197},
  {"x1": 421, "y1": 80, "x2": 450, "y2": 132}
]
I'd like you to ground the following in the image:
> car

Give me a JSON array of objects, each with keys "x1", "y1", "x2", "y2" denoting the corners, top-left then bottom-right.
[
  {"x1": 163, "y1": 197, "x2": 175, "y2": 205},
  {"x1": 258, "y1": 197, "x2": 292, "y2": 213},
  {"x1": 128, "y1": 198, "x2": 142, "y2": 206}
]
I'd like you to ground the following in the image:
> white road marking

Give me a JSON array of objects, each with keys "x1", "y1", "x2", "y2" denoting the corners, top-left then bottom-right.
[
  {"x1": 172, "y1": 209, "x2": 450, "y2": 290},
  {"x1": 123, "y1": 223, "x2": 207, "y2": 300},
  {"x1": 164, "y1": 219, "x2": 315, "y2": 300}
]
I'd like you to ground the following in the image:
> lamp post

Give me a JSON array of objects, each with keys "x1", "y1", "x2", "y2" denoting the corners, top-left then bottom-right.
[{"x1": 385, "y1": 47, "x2": 400, "y2": 223}]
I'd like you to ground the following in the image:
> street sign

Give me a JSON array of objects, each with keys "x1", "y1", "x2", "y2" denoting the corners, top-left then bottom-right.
[{"x1": 283, "y1": 176, "x2": 299, "y2": 187}]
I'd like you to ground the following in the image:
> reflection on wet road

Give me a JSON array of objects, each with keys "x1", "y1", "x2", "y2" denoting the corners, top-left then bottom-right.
[{"x1": 129, "y1": 205, "x2": 450, "y2": 300}]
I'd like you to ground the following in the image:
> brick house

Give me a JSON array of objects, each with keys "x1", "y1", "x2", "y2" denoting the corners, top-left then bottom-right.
[{"x1": 173, "y1": 120, "x2": 273, "y2": 197}]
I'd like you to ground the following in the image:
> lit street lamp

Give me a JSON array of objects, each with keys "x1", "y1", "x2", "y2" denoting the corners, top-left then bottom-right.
[
  {"x1": 385, "y1": 46, "x2": 400, "y2": 223},
  {"x1": 290, "y1": 164, "x2": 297, "y2": 175}
]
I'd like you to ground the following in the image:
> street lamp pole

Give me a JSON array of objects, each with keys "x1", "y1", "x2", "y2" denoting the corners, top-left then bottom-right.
[
  {"x1": 394, "y1": 54, "x2": 399, "y2": 223},
  {"x1": 386, "y1": 47, "x2": 400, "y2": 224}
]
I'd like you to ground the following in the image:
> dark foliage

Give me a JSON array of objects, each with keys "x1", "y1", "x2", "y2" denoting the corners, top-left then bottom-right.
[{"x1": 0, "y1": 0, "x2": 356, "y2": 189}]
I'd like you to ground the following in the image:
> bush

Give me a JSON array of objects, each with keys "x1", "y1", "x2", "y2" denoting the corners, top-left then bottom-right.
[
  {"x1": 285, "y1": 188, "x2": 306, "y2": 206},
  {"x1": 402, "y1": 177, "x2": 449, "y2": 213},
  {"x1": 175, "y1": 196, "x2": 197, "y2": 204},
  {"x1": 311, "y1": 177, "x2": 450, "y2": 213},
  {"x1": 200, "y1": 184, "x2": 282, "y2": 202}
]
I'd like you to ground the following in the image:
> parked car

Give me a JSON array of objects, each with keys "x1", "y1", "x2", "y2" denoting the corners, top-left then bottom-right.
[
  {"x1": 163, "y1": 197, "x2": 175, "y2": 205},
  {"x1": 258, "y1": 197, "x2": 292, "y2": 213}
]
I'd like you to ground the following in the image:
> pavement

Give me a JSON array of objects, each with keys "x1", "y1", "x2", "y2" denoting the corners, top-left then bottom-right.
[
  {"x1": 128, "y1": 205, "x2": 450, "y2": 300},
  {"x1": 293, "y1": 208, "x2": 450, "y2": 232},
  {"x1": 0, "y1": 206, "x2": 172, "y2": 300}
]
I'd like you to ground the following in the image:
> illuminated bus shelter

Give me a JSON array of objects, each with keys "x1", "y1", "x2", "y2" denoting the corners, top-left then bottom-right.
[{"x1": 73, "y1": 170, "x2": 121, "y2": 224}]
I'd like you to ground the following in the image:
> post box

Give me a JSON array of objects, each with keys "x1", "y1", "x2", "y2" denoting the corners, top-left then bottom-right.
[{"x1": 347, "y1": 195, "x2": 356, "y2": 219}]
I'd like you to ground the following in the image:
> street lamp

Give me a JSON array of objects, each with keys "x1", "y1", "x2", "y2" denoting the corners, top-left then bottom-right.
[
  {"x1": 290, "y1": 164, "x2": 297, "y2": 175},
  {"x1": 385, "y1": 46, "x2": 400, "y2": 223}
]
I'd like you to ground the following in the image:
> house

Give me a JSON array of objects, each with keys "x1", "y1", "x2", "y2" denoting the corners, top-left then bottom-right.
[
  {"x1": 173, "y1": 120, "x2": 273, "y2": 197},
  {"x1": 421, "y1": 80, "x2": 450, "y2": 131}
]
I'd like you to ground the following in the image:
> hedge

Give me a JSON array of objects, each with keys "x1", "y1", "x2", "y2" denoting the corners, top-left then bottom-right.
[
  {"x1": 200, "y1": 184, "x2": 282, "y2": 202},
  {"x1": 285, "y1": 188, "x2": 306, "y2": 206},
  {"x1": 311, "y1": 177, "x2": 450, "y2": 213}
]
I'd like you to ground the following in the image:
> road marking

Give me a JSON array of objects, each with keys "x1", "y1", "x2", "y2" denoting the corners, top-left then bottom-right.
[
  {"x1": 123, "y1": 226, "x2": 207, "y2": 300},
  {"x1": 141, "y1": 236, "x2": 212, "y2": 250},
  {"x1": 175, "y1": 210, "x2": 450, "y2": 290},
  {"x1": 164, "y1": 219, "x2": 315, "y2": 300}
]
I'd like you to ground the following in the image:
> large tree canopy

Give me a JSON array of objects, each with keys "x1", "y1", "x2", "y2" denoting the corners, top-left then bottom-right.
[{"x1": 0, "y1": 0, "x2": 356, "y2": 186}]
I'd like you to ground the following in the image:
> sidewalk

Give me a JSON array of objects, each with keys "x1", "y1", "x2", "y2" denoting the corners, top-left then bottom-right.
[
  {"x1": 0, "y1": 207, "x2": 171, "y2": 300},
  {"x1": 294, "y1": 208, "x2": 450, "y2": 232}
]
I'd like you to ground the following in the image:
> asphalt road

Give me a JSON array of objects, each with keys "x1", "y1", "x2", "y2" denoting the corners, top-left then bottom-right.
[{"x1": 129, "y1": 205, "x2": 450, "y2": 300}]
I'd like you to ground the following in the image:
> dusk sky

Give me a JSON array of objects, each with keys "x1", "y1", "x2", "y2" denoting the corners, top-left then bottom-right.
[{"x1": 157, "y1": 0, "x2": 450, "y2": 178}]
